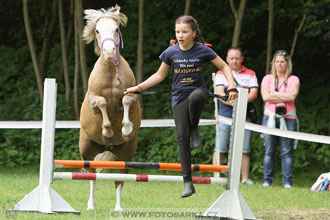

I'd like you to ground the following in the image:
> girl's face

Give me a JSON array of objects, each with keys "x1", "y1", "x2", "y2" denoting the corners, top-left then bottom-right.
[
  {"x1": 274, "y1": 55, "x2": 287, "y2": 75},
  {"x1": 175, "y1": 23, "x2": 196, "y2": 49}
]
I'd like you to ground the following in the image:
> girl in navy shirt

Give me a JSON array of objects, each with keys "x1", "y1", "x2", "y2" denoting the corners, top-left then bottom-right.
[{"x1": 125, "y1": 15, "x2": 237, "y2": 198}]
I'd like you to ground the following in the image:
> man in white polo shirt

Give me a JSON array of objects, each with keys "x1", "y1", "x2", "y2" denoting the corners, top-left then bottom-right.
[{"x1": 213, "y1": 47, "x2": 258, "y2": 184}]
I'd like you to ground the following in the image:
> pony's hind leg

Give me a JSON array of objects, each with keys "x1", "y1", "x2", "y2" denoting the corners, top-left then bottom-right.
[
  {"x1": 114, "y1": 181, "x2": 124, "y2": 211},
  {"x1": 112, "y1": 138, "x2": 137, "y2": 212},
  {"x1": 88, "y1": 93, "x2": 113, "y2": 138},
  {"x1": 79, "y1": 129, "x2": 106, "y2": 211},
  {"x1": 121, "y1": 95, "x2": 136, "y2": 136},
  {"x1": 87, "y1": 180, "x2": 96, "y2": 210}
]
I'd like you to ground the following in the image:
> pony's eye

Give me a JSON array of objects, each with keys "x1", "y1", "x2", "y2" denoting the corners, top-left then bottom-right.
[{"x1": 95, "y1": 29, "x2": 99, "y2": 34}]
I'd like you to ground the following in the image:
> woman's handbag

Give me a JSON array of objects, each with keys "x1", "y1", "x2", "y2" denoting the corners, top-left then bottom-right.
[{"x1": 247, "y1": 102, "x2": 258, "y2": 123}]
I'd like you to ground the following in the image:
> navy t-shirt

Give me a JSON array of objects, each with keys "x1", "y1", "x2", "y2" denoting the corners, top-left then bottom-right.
[{"x1": 159, "y1": 42, "x2": 217, "y2": 107}]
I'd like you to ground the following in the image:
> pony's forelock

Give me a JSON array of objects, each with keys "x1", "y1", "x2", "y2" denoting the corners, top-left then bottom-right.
[{"x1": 82, "y1": 5, "x2": 127, "y2": 49}]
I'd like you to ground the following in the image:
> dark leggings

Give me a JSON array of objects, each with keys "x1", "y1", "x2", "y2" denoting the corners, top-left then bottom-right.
[{"x1": 172, "y1": 89, "x2": 208, "y2": 182}]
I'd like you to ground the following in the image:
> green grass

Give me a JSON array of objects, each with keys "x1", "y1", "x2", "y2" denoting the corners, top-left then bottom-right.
[{"x1": 0, "y1": 166, "x2": 329, "y2": 220}]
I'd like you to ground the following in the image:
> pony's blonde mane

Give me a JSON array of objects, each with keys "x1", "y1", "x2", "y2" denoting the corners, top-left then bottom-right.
[{"x1": 83, "y1": 5, "x2": 127, "y2": 55}]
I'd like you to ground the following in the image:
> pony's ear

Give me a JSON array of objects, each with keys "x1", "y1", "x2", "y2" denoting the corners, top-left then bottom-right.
[
  {"x1": 109, "y1": 4, "x2": 127, "y2": 27},
  {"x1": 118, "y1": 12, "x2": 128, "y2": 27},
  {"x1": 110, "y1": 4, "x2": 121, "y2": 14}
]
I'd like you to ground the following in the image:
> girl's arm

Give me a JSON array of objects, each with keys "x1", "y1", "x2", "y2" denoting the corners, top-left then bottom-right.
[
  {"x1": 261, "y1": 83, "x2": 299, "y2": 103},
  {"x1": 211, "y1": 56, "x2": 237, "y2": 101},
  {"x1": 124, "y1": 62, "x2": 170, "y2": 95}
]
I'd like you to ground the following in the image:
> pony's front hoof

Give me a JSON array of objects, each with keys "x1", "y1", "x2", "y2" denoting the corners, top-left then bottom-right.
[
  {"x1": 122, "y1": 122, "x2": 133, "y2": 136},
  {"x1": 102, "y1": 127, "x2": 113, "y2": 139}
]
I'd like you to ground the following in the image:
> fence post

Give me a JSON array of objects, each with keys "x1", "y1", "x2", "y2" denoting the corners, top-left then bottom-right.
[
  {"x1": 12, "y1": 78, "x2": 79, "y2": 214},
  {"x1": 196, "y1": 88, "x2": 256, "y2": 220},
  {"x1": 213, "y1": 73, "x2": 221, "y2": 178}
]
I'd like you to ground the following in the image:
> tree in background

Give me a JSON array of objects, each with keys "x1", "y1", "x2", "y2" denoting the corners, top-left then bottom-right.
[
  {"x1": 76, "y1": 0, "x2": 88, "y2": 95},
  {"x1": 265, "y1": 0, "x2": 274, "y2": 75},
  {"x1": 58, "y1": 0, "x2": 70, "y2": 107},
  {"x1": 73, "y1": 0, "x2": 81, "y2": 120},
  {"x1": 289, "y1": 0, "x2": 310, "y2": 58},
  {"x1": 184, "y1": 0, "x2": 191, "y2": 15},
  {"x1": 23, "y1": 0, "x2": 43, "y2": 101},
  {"x1": 39, "y1": 0, "x2": 58, "y2": 81},
  {"x1": 58, "y1": 0, "x2": 74, "y2": 82},
  {"x1": 229, "y1": 0, "x2": 247, "y2": 47},
  {"x1": 136, "y1": 0, "x2": 145, "y2": 116}
]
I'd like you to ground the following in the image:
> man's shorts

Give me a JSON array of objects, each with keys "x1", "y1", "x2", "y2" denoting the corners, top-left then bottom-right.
[{"x1": 214, "y1": 117, "x2": 252, "y2": 153}]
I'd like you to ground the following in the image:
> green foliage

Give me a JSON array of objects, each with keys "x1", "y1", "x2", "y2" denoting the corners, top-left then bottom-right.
[
  {"x1": 249, "y1": 132, "x2": 265, "y2": 176},
  {"x1": 191, "y1": 126, "x2": 216, "y2": 165},
  {"x1": 0, "y1": 129, "x2": 41, "y2": 167},
  {"x1": 293, "y1": 86, "x2": 330, "y2": 167},
  {"x1": 54, "y1": 129, "x2": 81, "y2": 160},
  {"x1": 135, "y1": 128, "x2": 179, "y2": 163},
  {"x1": 303, "y1": 0, "x2": 330, "y2": 40}
]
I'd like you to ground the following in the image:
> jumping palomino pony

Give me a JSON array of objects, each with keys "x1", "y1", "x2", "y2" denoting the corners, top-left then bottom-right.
[{"x1": 79, "y1": 5, "x2": 141, "y2": 211}]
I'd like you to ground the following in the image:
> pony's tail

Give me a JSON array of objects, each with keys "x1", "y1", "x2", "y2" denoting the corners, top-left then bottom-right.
[{"x1": 94, "y1": 151, "x2": 116, "y2": 173}]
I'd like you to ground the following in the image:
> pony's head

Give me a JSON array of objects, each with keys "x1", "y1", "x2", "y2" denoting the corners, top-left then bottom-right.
[{"x1": 83, "y1": 5, "x2": 127, "y2": 61}]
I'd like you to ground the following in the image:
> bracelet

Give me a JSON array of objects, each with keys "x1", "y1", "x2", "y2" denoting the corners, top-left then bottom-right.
[
  {"x1": 226, "y1": 88, "x2": 238, "y2": 94},
  {"x1": 137, "y1": 85, "x2": 143, "y2": 91}
]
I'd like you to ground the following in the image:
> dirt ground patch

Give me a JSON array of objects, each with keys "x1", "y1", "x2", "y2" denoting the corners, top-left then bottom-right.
[{"x1": 254, "y1": 209, "x2": 330, "y2": 220}]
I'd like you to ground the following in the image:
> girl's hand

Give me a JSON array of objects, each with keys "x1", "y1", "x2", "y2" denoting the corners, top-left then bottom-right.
[
  {"x1": 226, "y1": 85, "x2": 239, "y2": 101},
  {"x1": 124, "y1": 86, "x2": 141, "y2": 96}
]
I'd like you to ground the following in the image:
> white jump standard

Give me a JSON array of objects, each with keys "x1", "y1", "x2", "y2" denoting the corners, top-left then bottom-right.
[
  {"x1": 196, "y1": 87, "x2": 256, "y2": 220},
  {"x1": 12, "y1": 79, "x2": 79, "y2": 214}
]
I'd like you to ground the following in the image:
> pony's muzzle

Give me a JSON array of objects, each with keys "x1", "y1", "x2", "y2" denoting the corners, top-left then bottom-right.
[
  {"x1": 102, "y1": 46, "x2": 116, "y2": 61},
  {"x1": 101, "y1": 39, "x2": 117, "y2": 61}
]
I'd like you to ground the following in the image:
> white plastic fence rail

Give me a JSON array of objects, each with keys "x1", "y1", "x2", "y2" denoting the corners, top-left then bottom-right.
[{"x1": 1, "y1": 119, "x2": 329, "y2": 144}]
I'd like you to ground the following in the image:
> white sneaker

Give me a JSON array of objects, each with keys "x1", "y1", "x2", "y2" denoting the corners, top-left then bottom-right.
[
  {"x1": 284, "y1": 184, "x2": 292, "y2": 188},
  {"x1": 242, "y1": 179, "x2": 253, "y2": 185},
  {"x1": 262, "y1": 182, "x2": 270, "y2": 187}
]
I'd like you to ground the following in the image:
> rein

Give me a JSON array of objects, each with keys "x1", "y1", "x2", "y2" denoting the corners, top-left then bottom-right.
[
  {"x1": 99, "y1": 29, "x2": 234, "y2": 102},
  {"x1": 135, "y1": 87, "x2": 235, "y2": 102}
]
